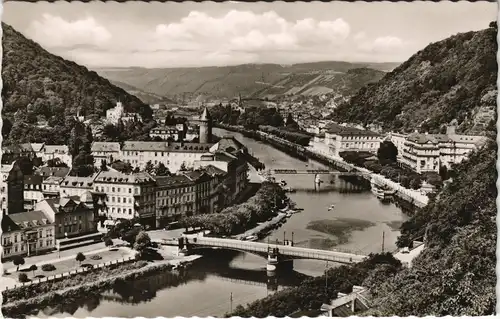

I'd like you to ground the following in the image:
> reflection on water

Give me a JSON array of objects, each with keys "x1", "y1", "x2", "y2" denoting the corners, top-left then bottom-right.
[{"x1": 35, "y1": 250, "x2": 311, "y2": 318}]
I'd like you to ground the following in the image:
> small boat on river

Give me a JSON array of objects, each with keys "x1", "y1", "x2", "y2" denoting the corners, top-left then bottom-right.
[{"x1": 327, "y1": 204, "x2": 335, "y2": 211}]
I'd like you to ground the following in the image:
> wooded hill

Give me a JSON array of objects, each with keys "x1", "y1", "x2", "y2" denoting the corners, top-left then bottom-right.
[
  {"x1": 333, "y1": 23, "x2": 497, "y2": 135},
  {"x1": 1, "y1": 23, "x2": 152, "y2": 145}
]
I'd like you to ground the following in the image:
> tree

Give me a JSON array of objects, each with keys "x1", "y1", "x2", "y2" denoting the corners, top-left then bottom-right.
[
  {"x1": 377, "y1": 141, "x2": 398, "y2": 164},
  {"x1": 76, "y1": 252, "x2": 86, "y2": 265},
  {"x1": 145, "y1": 161, "x2": 155, "y2": 174},
  {"x1": 12, "y1": 255, "x2": 25, "y2": 271},
  {"x1": 29, "y1": 264, "x2": 38, "y2": 276},
  {"x1": 18, "y1": 273, "x2": 29, "y2": 283},
  {"x1": 134, "y1": 231, "x2": 151, "y2": 258},
  {"x1": 180, "y1": 162, "x2": 187, "y2": 171},
  {"x1": 155, "y1": 163, "x2": 171, "y2": 176},
  {"x1": 100, "y1": 159, "x2": 108, "y2": 171},
  {"x1": 439, "y1": 165, "x2": 449, "y2": 181}
]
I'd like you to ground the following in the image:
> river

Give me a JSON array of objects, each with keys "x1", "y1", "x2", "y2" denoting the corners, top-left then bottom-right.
[{"x1": 38, "y1": 128, "x2": 408, "y2": 318}]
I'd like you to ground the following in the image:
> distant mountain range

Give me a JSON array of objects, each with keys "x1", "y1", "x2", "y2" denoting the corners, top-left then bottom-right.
[
  {"x1": 94, "y1": 61, "x2": 399, "y2": 102},
  {"x1": 333, "y1": 24, "x2": 497, "y2": 135},
  {"x1": 109, "y1": 80, "x2": 178, "y2": 105}
]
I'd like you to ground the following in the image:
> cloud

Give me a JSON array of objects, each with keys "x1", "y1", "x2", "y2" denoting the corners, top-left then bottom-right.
[
  {"x1": 357, "y1": 35, "x2": 406, "y2": 53},
  {"x1": 27, "y1": 10, "x2": 410, "y2": 67},
  {"x1": 28, "y1": 14, "x2": 111, "y2": 48}
]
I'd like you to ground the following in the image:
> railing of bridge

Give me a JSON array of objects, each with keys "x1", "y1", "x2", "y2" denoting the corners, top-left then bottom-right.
[
  {"x1": 186, "y1": 237, "x2": 367, "y2": 264},
  {"x1": 271, "y1": 169, "x2": 367, "y2": 176}
]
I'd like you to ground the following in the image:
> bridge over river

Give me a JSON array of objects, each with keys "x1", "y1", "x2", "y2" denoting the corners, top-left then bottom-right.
[
  {"x1": 269, "y1": 169, "x2": 369, "y2": 176},
  {"x1": 182, "y1": 236, "x2": 368, "y2": 266}
]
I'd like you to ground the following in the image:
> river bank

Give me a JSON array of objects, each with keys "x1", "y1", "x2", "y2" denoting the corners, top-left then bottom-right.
[
  {"x1": 216, "y1": 124, "x2": 427, "y2": 209},
  {"x1": 1, "y1": 254, "x2": 201, "y2": 318}
]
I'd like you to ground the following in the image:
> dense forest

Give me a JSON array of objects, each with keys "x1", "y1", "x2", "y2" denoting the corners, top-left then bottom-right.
[
  {"x1": 1, "y1": 23, "x2": 152, "y2": 145},
  {"x1": 332, "y1": 23, "x2": 497, "y2": 134},
  {"x1": 368, "y1": 139, "x2": 497, "y2": 316}
]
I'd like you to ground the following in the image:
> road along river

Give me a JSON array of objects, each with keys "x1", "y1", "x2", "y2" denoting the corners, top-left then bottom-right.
[{"x1": 36, "y1": 128, "x2": 408, "y2": 318}]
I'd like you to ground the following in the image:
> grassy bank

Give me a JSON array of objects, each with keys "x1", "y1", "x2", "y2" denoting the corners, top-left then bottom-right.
[{"x1": 1, "y1": 260, "x2": 175, "y2": 317}]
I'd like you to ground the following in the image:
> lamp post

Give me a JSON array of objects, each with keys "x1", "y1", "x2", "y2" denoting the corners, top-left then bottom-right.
[
  {"x1": 283, "y1": 231, "x2": 286, "y2": 244},
  {"x1": 291, "y1": 232, "x2": 294, "y2": 246}
]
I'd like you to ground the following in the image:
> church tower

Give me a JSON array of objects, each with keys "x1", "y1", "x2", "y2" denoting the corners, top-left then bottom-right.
[{"x1": 199, "y1": 107, "x2": 212, "y2": 144}]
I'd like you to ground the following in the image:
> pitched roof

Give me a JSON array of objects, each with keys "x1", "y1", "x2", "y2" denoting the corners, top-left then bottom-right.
[
  {"x1": 95, "y1": 170, "x2": 155, "y2": 184},
  {"x1": 60, "y1": 174, "x2": 97, "y2": 188},
  {"x1": 202, "y1": 165, "x2": 226, "y2": 176},
  {"x1": 91, "y1": 142, "x2": 121, "y2": 153},
  {"x1": 200, "y1": 107, "x2": 212, "y2": 121},
  {"x1": 43, "y1": 145, "x2": 69, "y2": 154},
  {"x1": 325, "y1": 123, "x2": 379, "y2": 137},
  {"x1": 211, "y1": 136, "x2": 246, "y2": 154},
  {"x1": 43, "y1": 176, "x2": 64, "y2": 184},
  {"x1": 36, "y1": 167, "x2": 70, "y2": 178},
  {"x1": 122, "y1": 141, "x2": 213, "y2": 153},
  {"x1": 155, "y1": 175, "x2": 194, "y2": 188},
  {"x1": 4, "y1": 210, "x2": 52, "y2": 231}
]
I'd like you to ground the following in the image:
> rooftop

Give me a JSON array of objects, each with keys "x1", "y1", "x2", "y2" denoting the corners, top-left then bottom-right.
[
  {"x1": 43, "y1": 145, "x2": 69, "y2": 154},
  {"x1": 36, "y1": 166, "x2": 70, "y2": 178},
  {"x1": 95, "y1": 170, "x2": 156, "y2": 184},
  {"x1": 2, "y1": 210, "x2": 52, "y2": 232},
  {"x1": 122, "y1": 141, "x2": 213, "y2": 153},
  {"x1": 60, "y1": 174, "x2": 97, "y2": 188},
  {"x1": 43, "y1": 176, "x2": 64, "y2": 184},
  {"x1": 155, "y1": 174, "x2": 194, "y2": 188},
  {"x1": 31, "y1": 143, "x2": 45, "y2": 152},
  {"x1": 91, "y1": 142, "x2": 121, "y2": 153},
  {"x1": 325, "y1": 123, "x2": 380, "y2": 137}
]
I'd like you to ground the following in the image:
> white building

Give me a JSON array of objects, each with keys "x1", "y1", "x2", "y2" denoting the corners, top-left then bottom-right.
[
  {"x1": 23, "y1": 175, "x2": 44, "y2": 211},
  {"x1": 400, "y1": 127, "x2": 488, "y2": 173},
  {"x1": 40, "y1": 145, "x2": 72, "y2": 166},
  {"x1": 60, "y1": 174, "x2": 98, "y2": 198},
  {"x1": 106, "y1": 102, "x2": 142, "y2": 125},
  {"x1": 310, "y1": 124, "x2": 381, "y2": 157},
  {"x1": 387, "y1": 132, "x2": 408, "y2": 160},
  {"x1": 91, "y1": 142, "x2": 121, "y2": 167},
  {"x1": 92, "y1": 171, "x2": 157, "y2": 228},
  {"x1": 1, "y1": 210, "x2": 55, "y2": 259},
  {"x1": 121, "y1": 141, "x2": 213, "y2": 173},
  {"x1": 149, "y1": 125, "x2": 181, "y2": 141}
]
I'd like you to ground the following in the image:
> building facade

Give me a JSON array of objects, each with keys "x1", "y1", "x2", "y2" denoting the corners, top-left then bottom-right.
[
  {"x1": 1, "y1": 162, "x2": 24, "y2": 215},
  {"x1": 106, "y1": 102, "x2": 142, "y2": 125},
  {"x1": 35, "y1": 193, "x2": 97, "y2": 239},
  {"x1": 91, "y1": 142, "x2": 121, "y2": 167},
  {"x1": 42, "y1": 176, "x2": 64, "y2": 200},
  {"x1": 149, "y1": 125, "x2": 181, "y2": 141},
  {"x1": 155, "y1": 175, "x2": 196, "y2": 227},
  {"x1": 23, "y1": 175, "x2": 44, "y2": 211},
  {"x1": 400, "y1": 129, "x2": 488, "y2": 173},
  {"x1": 60, "y1": 174, "x2": 98, "y2": 198},
  {"x1": 1, "y1": 210, "x2": 55, "y2": 259},
  {"x1": 121, "y1": 141, "x2": 213, "y2": 173},
  {"x1": 40, "y1": 145, "x2": 72, "y2": 166},
  {"x1": 93, "y1": 171, "x2": 157, "y2": 228}
]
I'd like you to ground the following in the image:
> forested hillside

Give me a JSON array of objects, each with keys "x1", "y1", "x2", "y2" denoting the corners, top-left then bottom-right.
[
  {"x1": 1, "y1": 23, "x2": 152, "y2": 145},
  {"x1": 333, "y1": 24, "x2": 497, "y2": 134},
  {"x1": 366, "y1": 139, "x2": 496, "y2": 316}
]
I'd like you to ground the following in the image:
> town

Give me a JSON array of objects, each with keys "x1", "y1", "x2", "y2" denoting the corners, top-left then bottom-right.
[{"x1": 1, "y1": 1, "x2": 496, "y2": 318}]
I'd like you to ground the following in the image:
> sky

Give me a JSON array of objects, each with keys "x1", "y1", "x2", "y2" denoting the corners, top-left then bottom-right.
[{"x1": 2, "y1": 1, "x2": 497, "y2": 68}]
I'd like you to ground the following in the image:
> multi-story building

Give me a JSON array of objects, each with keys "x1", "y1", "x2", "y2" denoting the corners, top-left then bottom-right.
[
  {"x1": 1, "y1": 162, "x2": 24, "y2": 215},
  {"x1": 149, "y1": 125, "x2": 182, "y2": 141},
  {"x1": 155, "y1": 175, "x2": 196, "y2": 227},
  {"x1": 23, "y1": 175, "x2": 44, "y2": 211},
  {"x1": 1, "y1": 210, "x2": 55, "y2": 259},
  {"x1": 92, "y1": 171, "x2": 157, "y2": 228},
  {"x1": 183, "y1": 170, "x2": 219, "y2": 215},
  {"x1": 121, "y1": 141, "x2": 213, "y2": 173},
  {"x1": 35, "y1": 192, "x2": 97, "y2": 239},
  {"x1": 60, "y1": 174, "x2": 98, "y2": 198},
  {"x1": 387, "y1": 132, "x2": 408, "y2": 161},
  {"x1": 106, "y1": 102, "x2": 142, "y2": 125},
  {"x1": 91, "y1": 142, "x2": 121, "y2": 167},
  {"x1": 2, "y1": 143, "x2": 36, "y2": 165},
  {"x1": 401, "y1": 127, "x2": 488, "y2": 173},
  {"x1": 31, "y1": 143, "x2": 45, "y2": 159},
  {"x1": 39, "y1": 145, "x2": 72, "y2": 166},
  {"x1": 42, "y1": 176, "x2": 64, "y2": 200},
  {"x1": 310, "y1": 124, "x2": 381, "y2": 158}
]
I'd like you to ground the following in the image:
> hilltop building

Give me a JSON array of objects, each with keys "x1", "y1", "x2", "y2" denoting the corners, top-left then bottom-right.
[{"x1": 106, "y1": 101, "x2": 142, "y2": 125}]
